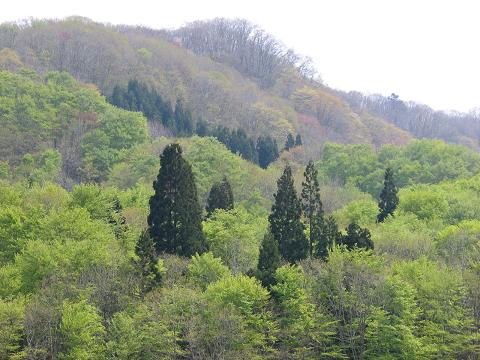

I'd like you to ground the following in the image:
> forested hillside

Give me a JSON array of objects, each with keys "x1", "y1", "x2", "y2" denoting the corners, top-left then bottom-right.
[
  {"x1": 0, "y1": 16, "x2": 479, "y2": 360},
  {"x1": 0, "y1": 17, "x2": 413, "y2": 159},
  {"x1": 338, "y1": 90, "x2": 480, "y2": 149}
]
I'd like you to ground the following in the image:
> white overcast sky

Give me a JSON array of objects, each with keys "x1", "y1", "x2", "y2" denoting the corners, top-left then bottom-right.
[{"x1": 1, "y1": 0, "x2": 479, "y2": 112}]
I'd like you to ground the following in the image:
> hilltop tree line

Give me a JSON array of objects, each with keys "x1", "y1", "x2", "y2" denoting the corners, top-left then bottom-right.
[
  {"x1": 110, "y1": 80, "x2": 295, "y2": 168},
  {"x1": 340, "y1": 90, "x2": 480, "y2": 147},
  {"x1": 173, "y1": 18, "x2": 317, "y2": 87}
]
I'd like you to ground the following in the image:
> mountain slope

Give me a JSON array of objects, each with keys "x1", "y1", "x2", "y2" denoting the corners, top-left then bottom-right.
[{"x1": 0, "y1": 17, "x2": 412, "y2": 158}]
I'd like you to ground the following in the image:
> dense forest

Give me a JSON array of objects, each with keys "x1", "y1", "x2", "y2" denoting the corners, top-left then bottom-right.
[{"x1": 0, "y1": 16, "x2": 479, "y2": 360}]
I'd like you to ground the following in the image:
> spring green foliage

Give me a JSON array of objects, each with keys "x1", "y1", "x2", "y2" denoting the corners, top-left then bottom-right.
[
  {"x1": 269, "y1": 165, "x2": 308, "y2": 263},
  {"x1": 0, "y1": 70, "x2": 148, "y2": 184},
  {"x1": 204, "y1": 274, "x2": 275, "y2": 356},
  {"x1": 0, "y1": 70, "x2": 103, "y2": 162},
  {"x1": 203, "y1": 208, "x2": 266, "y2": 274},
  {"x1": 59, "y1": 299, "x2": 105, "y2": 359},
  {"x1": 81, "y1": 107, "x2": 147, "y2": 181},
  {"x1": 0, "y1": 297, "x2": 25, "y2": 359},
  {"x1": 1, "y1": 45, "x2": 480, "y2": 358},
  {"x1": 435, "y1": 220, "x2": 480, "y2": 268},
  {"x1": 0, "y1": 147, "x2": 479, "y2": 358},
  {"x1": 148, "y1": 143, "x2": 207, "y2": 256},
  {"x1": 335, "y1": 197, "x2": 378, "y2": 228},
  {"x1": 105, "y1": 305, "x2": 177, "y2": 359},
  {"x1": 393, "y1": 258, "x2": 478, "y2": 358},
  {"x1": 319, "y1": 140, "x2": 480, "y2": 196},
  {"x1": 272, "y1": 265, "x2": 317, "y2": 357},
  {"x1": 187, "y1": 252, "x2": 230, "y2": 290}
]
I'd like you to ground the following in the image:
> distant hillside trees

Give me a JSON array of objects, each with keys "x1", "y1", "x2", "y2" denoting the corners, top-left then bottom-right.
[
  {"x1": 284, "y1": 133, "x2": 295, "y2": 150},
  {"x1": 109, "y1": 81, "x2": 280, "y2": 168},
  {"x1": 148, "y1": 143, "x2": 207, "y2": 256},
  {"x1": 295, "y1": 134, "x2": 302, "y2": 146},
  {"x1": 340, "y1": 90, "x2": 480, "y2": 147},
  {"x1": 110, "y1": 80, "x2": 193, "y2": 136},
  {"x1": 210, "y1": 126, "x2": 258, "y2": 163},
  {"x1": 284, "y1": 132, "x2": 303, "y2": 151},
  {"x1": 175, "y1": 18, "x2": 317, "y2": 87},
  {"x1": 257, "y1": 136, "x2": 279, "y2": 169}
]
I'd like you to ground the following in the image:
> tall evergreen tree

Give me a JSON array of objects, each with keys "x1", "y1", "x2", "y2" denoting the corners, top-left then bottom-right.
[
  {"x1": 269, "y1": 165, "x2": 308, "y2": 263},
  {"x1": 301, "y1": 160, "x2": 324, "y2": 257},
  {"x1": 134, "y1": 229, "x2": 162, "y2": 294},
  {"x1": 339, "y1": 223, "x2": 374, "y2": 250},
  {"x1": 256, "y1": 231, "x2": 281, "y2": 287},
  {"x1": 377, "y1": 168, "x2": 399, "y2": 222},
  {"x1": 284, "y1": 133, "x2": 295, "y2": 150},
  {"x1": 205, "y1": 176, "x2": 234, "y2": 217},
  {"x1": 295, "y1": 134, "x2": 303, "y2": 146},
  {"x1": 148, "y1": 144, "x2": 208, "y2": 256}
]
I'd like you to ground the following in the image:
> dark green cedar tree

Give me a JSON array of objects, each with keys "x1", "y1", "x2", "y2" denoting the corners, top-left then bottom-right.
[
  {"x1": 295, "y1": 134, "x2": 303, "y2": 146},
  {"x1": 269, "y1": 165, "x2": 308, "y2": 263},
  {"x1": 301, "y1": 160, "x2": 325, "y2": 257},
  {"x1": 284, "y1": 132, "x2": 295, "y2": 150},
  {"x1": 148, "y1": 143, "x2": 208, "y2": 256},
  {"x1": 377, "y1": 167, "x2": 399, "y2": 222},
  {"x1": 206, "y1": 176, "x2": 234, "y2": 217},
  {"x1": 256, "y1": 231, "x2": 282, "y2": 287},
  {"x1": 339, "y1": 223, "x2": 374, "y2": 250}
]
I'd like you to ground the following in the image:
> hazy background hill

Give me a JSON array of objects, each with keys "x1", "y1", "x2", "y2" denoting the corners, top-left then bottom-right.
[{"x1": 0, "y1": 17, "x2": 416, "y2": 159}]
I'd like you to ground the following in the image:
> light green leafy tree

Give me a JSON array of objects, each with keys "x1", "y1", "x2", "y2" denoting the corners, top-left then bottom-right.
[
  {"x1": 203, "y1": 208, "x2": 266, "y2": 274},
  {"x1": 59, "y1": 299, "x2": 105, "y2": 360},
  {"x1": 187, "y1": 252, "x2": 231, "y2": 290},
  {"x1": 105, "y1": 305, "x2": 176, "y2": 359},
  {"x1": 205, "y1": 274, "x2": 276, "y2": 357},
  {"x1": 0, "y1": 297, "x2": 25, "y2": 359}
]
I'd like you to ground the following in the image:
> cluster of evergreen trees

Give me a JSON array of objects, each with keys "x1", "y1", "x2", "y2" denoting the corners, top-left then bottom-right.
[
  {"x1": 110, "y1": 80, "x2": 194, "y2": 136},
  {"x1": 139, "y1": 143, "x2": 399, "y2": 292},
  {"x1": 284, "y1": 132, "x2": 302, "y2": 150},
  {"x1": 110, "y1": 80, "x2": 281, "y2": 168},
  {"x1": 197, "y1": 120, "x2": 280, "y2": 168},
  {"x1": 257, "y1": 163, "x2": 398, "y2": 286}
]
